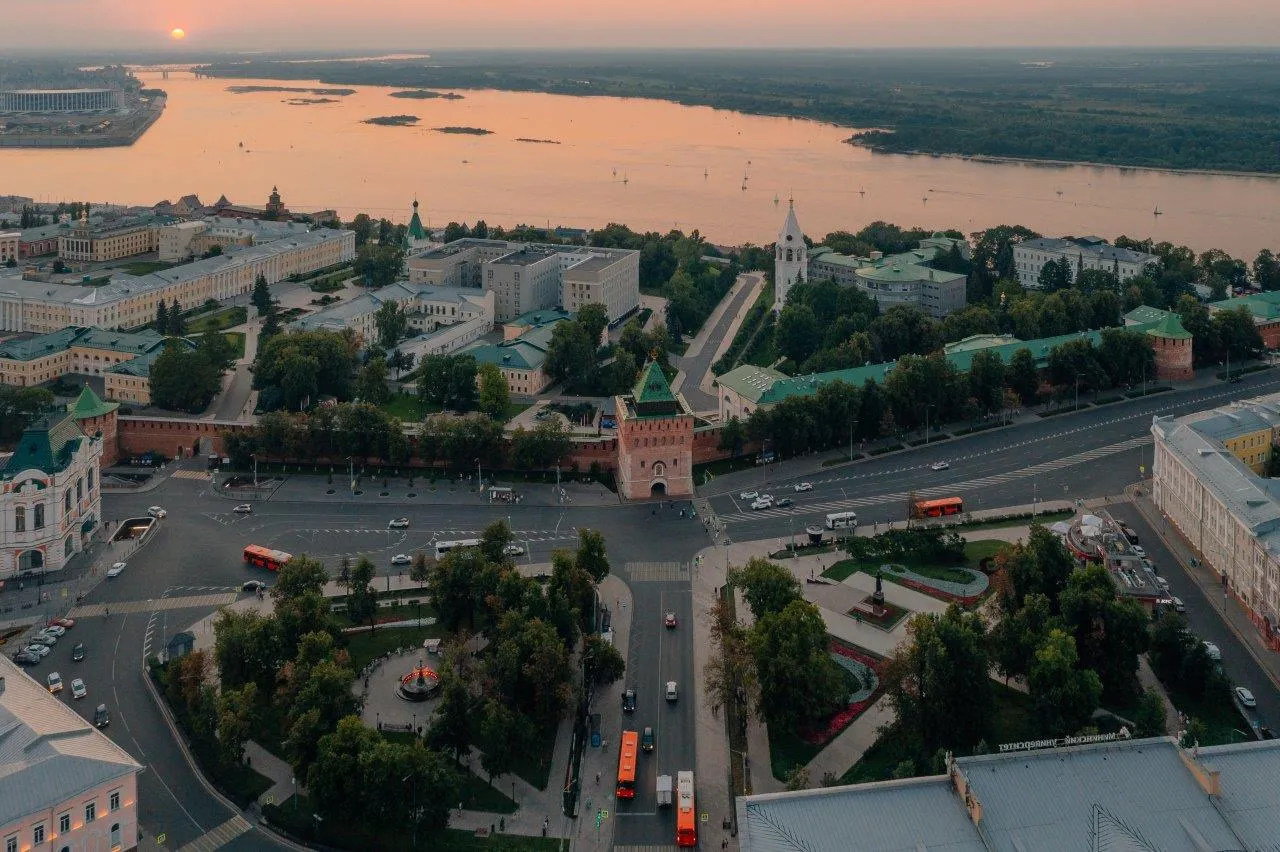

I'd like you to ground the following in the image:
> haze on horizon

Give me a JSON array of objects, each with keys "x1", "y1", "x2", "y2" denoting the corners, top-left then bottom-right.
[{"x1": 9, "y1": 0, "x2": 1280, "y2": 50}]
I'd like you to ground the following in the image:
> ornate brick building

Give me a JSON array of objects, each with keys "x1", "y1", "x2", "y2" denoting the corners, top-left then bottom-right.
[{"x1": 615, "y1": 362, "x2": 694, "y2": 499}]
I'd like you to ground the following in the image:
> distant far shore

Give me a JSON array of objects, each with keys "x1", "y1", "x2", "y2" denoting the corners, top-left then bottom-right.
[{"x1": 0, "y1": 95, "x2": 166, "y2": 149}]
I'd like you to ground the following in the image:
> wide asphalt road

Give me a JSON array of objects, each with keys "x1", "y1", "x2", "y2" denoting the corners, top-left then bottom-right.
[
  {"x1": 707, "y1": 370, "x2": 1280, "y2": 540},
  {"x1": 81, "y1": 475, "x2": 707, "y2": 848}
]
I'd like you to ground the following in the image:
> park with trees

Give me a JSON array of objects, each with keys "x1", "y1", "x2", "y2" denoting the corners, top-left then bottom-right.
[{"x1": 153, "y1": 520, "x2": 621, "y2": 851}]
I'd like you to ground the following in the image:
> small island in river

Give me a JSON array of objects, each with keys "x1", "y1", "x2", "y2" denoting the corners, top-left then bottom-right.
[
  {"x1": 434, "y1": 126, "x2": 493, "y2": 135},
  {"x1": 516, "y1": 137, "x2": 561, "y2": 144},
  {"x1": 390, "y1": 90, "x2": 465, "y2": 100},
  {"x1": 284, "y1": 97, "x2": 338, "y2": 106},
  {"x1": 364, "y1": 115, "x2": 420, "y2": 126},
  {"x1": 227, "y1": 85, "x2": 356, "y2": 96}
]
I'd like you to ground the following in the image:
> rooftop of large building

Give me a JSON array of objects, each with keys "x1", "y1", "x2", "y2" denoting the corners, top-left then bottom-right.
[
  {"x1": 739, "y1": 736, "x2": 1280, "y2": 852},
  {"x1": 1210, "y1": 290, "x2": 1280, "y2": 321},
  {"x1": 0, "y1": 227, "x2": 349, "y2": 309},
  {"x1": 464, "y1": 318, "x2": 564, "y2": 371},
  {"x1": 492, "y1": 248, "x2": 558, "y2": 267},
  {"x1": 0, "y1": 659, "x2": 143, "y2": 827},
  {"x1": 506, "y1": 308, "x2": 573, "y2": 329},
  {"x1": 0, "y1": 325, "x2": 167, "y2": 361},
  {"x1": 1154, "y1": 393, "x2": 1280, "y2": 546},
  {"x1": 289, "y1": 282, "x2": 486, "y2": 332},
  {"x1": 1018, "y1": 236, "x2": 1157, "y2": 265}
]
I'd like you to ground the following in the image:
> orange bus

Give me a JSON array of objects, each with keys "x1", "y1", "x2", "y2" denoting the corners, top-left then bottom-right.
[
  {"x1": 912, "y1": 497, "x2": 964, "y2": 519},
  {"x1": 243, "y1": 544, "x2": 293, "y2": 571},
  {"x1": 676, "y1": 770, "x2": 696, "y2": 847},
  {"x1": 616, "y1": 730, "x2": 639, "y2": 799}
]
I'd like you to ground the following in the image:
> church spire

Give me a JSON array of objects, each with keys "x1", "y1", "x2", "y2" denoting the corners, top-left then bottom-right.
[
  {"x1": 774, "y1": 198, "x2": 806, "y2": 313},
  {"x1": 407, "y1": 198, "x2": 427, "y2": 244}
]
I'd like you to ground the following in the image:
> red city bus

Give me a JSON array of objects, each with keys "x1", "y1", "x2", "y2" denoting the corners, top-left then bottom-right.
[
  {"x1": 912, "y1": 497, "x2": 964, "y2": 519},
  {"x1": 616, "y1": 730, "x2": 639, "y2": 799},
  {"x1": 243, "y1": 545, "x2": 293, "y2": 571},
  {"x1": 676, "y1": 770, "x2": 696, "y2": 847}
]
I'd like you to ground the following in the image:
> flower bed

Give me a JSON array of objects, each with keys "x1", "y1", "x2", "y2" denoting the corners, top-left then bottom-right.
[{"x1": 801, "y1": 640, "x2": 886, "y2": 745}]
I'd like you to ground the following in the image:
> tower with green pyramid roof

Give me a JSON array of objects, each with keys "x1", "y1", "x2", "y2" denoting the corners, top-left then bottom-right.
[
  {"x1": 1144, "y1": 311, "x2": 1193, "y2": 381},
  {"x1": 403, "y1": 199, "x2": 429, "y2": 251},
  {"x1": 68, "y1": 385, "x2": 120, "y2": 465},
  {"x1": 615, "y1": 359, "x2": 694, "y2": 499}
]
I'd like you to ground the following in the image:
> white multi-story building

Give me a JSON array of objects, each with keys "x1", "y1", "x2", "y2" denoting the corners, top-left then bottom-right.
[
  {"x1": 1152, "y1": 394, "x2": 1280, "y2": 650},
  {"x1": 409, "y1": 238, "x2": 640, "y2": 324},
  {"x1": 159, "y1": 216, "x2": 313, "y2": 262},
  {"x1": 0, "y1": 407, "x2": 103, "y2": 578},
  {"x1": 774, "y1": 201, "x2": 807, "y2": 312},
  {"x1": 0, "y1": 227, "x2": 355, "y2": 333},
  {"x1": 805, "y1": 233, "x2": 969, "y2": 319},
  {"x1": 0, "y1": 658, "x2": 143, "y2": 852},
  {"x1": 1013, "y1": 236, "x2": 1156, "y2": 289}
]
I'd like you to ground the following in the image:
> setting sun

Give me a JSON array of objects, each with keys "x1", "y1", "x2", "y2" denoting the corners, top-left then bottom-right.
[{"x1": 170, "y1": 27, "x2": 186, "y2": 40}]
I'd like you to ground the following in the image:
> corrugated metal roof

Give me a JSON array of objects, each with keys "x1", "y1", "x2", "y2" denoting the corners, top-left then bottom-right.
[
  {"x1": 738, "y1": 777, "x2": 985, "y2": 852},
  {"x1": 1198, "y1": 739, "x2": 1280, "y2": 849},
  {"x1": 0, "y1": 658, "x2": 141, "y2": 826}
]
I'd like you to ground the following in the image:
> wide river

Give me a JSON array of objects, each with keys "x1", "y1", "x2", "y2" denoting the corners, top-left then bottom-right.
[{"x1": 4, "y1": 71, "x2": 1278, "y2": 257}]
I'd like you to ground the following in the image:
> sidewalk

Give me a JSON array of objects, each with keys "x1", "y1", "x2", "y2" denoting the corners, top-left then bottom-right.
[
  {"x1": 244, "y1": 741, "x2": 301, "y2": 807},
  {"x1": 1128, "y1": 488, "x2": 1280, "y2": 693}
]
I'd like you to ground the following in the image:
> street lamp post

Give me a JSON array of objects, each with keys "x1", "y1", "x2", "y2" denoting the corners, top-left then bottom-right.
[
  {"x1": 1074, "y1": 375, "x2": 1080, "y2": 412},
  {"x1": 476, "y1": 458, "x2": 482, "y2": 492}
]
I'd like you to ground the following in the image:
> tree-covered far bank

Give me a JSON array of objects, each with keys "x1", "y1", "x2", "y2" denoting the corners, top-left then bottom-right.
[{"x1": 197, "y1": 49, "x2": 1280, "y2": 174}]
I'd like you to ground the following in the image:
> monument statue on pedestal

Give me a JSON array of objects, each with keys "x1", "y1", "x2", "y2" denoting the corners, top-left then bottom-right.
[{"x1": 872, "y1": 569, "x2": 886, "y2": 610}]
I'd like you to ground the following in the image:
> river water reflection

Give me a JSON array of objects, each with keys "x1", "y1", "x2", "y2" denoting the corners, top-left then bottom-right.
[{"x1": 3, "y1": 72, "x2": 1277, "y2": 257}]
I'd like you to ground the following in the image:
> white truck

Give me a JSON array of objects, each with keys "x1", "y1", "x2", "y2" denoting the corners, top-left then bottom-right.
[{"x1": 656, "y1": 774, "x2": 673, "y2": 807}]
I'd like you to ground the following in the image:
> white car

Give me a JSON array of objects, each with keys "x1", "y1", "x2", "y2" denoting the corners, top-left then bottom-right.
[
  {"x1": 739, "y1": 490, "x2": 759, "y2": 501},
  {"x1": 40, "y1": 624, "x2": 66, "y2": 637},
  {"x1": 1171, "y1": 596, "x2": 1186, "y2": 613},
  {"x1": 233, "y1": 503, "x2": 254, "y2": 514},
  {"x1": 665, "y1": 681, "x2": 678, "y2": 702},
  {"x1": 751, "y1": 496, "x2": 774, "y2": 510},
  {"x1": 47, "y1": 672, "x2": 63, "y2": 693},
  {"x1": 107, "y1": 562, "x2": 126, "y2": 578},
  {"x1": 390, "y1": 554, "x2": 411, "y2": 566},
  {"x1": 1132, "y1": 545, "x2": 1147, "y2": 558},
  {"x1": 24, "y1": 644, "x2": 51, "y2": 658},
  {"x1": 794, "y1": 482, "x2": 813, "y2": 492},
  {"x1": 931, "y1": 461, "x2": 950, "y2": 471},
  {"x1": 1235, "y1": 686, "x2": 1257, "y2": 708},
  {"x1": 30, "y1": 633, "x2": 57, "y2": 647},
  {"x1": 388, "y1": 518, "x2": 411, "y2": 529},
  {"x1": 503, "y1": 544, "x2": 526, "y2": 556},
  {"x1": 70, "y1": 678, "x2": 87, "y2": 700},
  {"x1": 1155, "y1": 576, "x2": 1170, "y2": 592},
  {"x1": 1202, "y1": 641, "x2": 1221, "y2": 662},
  {"x1": 147, "y1": 506, "x2": 167, "y2": 519}
]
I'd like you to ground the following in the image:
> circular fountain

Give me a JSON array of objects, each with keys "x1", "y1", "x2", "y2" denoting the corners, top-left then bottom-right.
[{"x1": 396, "y1": 660, "x2": 441, "y2": 702}]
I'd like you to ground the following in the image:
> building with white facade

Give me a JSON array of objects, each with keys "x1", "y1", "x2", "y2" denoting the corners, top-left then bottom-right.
[
  {"x1": 1152, "y1": 394, "x2": 1280, "y2": 650},
  {"x1": 1012, "y1": 236, "x2": 1156, "y2": 289},
  {"x1": 290, "y1": 281, "x2": 494, "y2": 359},
  {"x1": 0, "y1": 657, "x2": 143, "y2": 852},
  {"x1": 0, "y1": 407, "x2": 103, "y2": 578},
  {"x1": 158, "y1": 216, "x2": 313, "y2": 262},
  {"x1": 58, "y1": 215, "x2": 160, "y2": 263},
  {"x1": 0, "y1": 231, "x2": 18, "y2": 264},
  {"x1": 464, "y1": 312, "x2": 568, "y2": 396},
  {"x1": 806, "y1": 233, "x2": 969, "y2": 319},
  {"x1": 773, "y1": 201, "x2": 807, "y2": 312},
  {"x1": 0, "y1": 227, "x2": 355, "y2": 333},
  {"x1": 409, "y1": 238, "x2": 639, "y2": 324}
]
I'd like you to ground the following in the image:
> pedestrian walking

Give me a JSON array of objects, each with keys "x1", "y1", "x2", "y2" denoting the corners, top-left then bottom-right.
[{"x1": 595, "y1": 771, "x2": 601, "y2": 785}]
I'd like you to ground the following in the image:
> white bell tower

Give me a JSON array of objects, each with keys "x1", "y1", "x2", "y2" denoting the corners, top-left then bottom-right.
[{"x1": 774, "y1": 198, "x2": 806, "y2": 312}]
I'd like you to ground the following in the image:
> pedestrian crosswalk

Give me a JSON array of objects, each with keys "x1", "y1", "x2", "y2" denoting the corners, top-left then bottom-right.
[
  {"x1": 724, "y1": 435, "x2": 1151, "y2": 523},
  {"x1": 171, "y1": 470, "x2": 212, "y2": 481},
  {"x1": 72, "y1": 592, "x2": 237, "y2": 618},
  {"x1": 624, "y1": 561, "x2": 689, "y2": 582},
  {"x1": 174, "y1": 815, "x2": 253, "y2": 852}
]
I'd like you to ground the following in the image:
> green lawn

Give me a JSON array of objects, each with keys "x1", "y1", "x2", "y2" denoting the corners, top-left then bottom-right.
[
  {"x1": 1165, "y1": 683, "x2": 1251, "y2": 747},
  {"x1": 825, "y1": 559, "x2": 974, "y2": 585},
  {"x1": 380, "y1": 392, "x2": 441, "y2": 422},
  {"x1": 964, "y1": 539, "x2": 1010, "y2": 568},
  {"x1": 224, "y1": 331, "x2": 246, "y2": 359},
  {"x1": 935, "y1": 510, "x2": 1074, "y2": 533},
  {"x1": 840, "y1": 683, "x2": 1036, "y2": 784},
  {"x1": 119, "y1": 260, "x2": 177, "y2": 275},
  {"x1": 769, "y1": 663, "x2": 868, "y2": 780},
  {"x1": 209, "y1": 752, "x2": 274, "y2": 807},
  {"x1": 508, "y1": 720, "x2": 557, "y2": 791},
  {"x1": 266, "y1": 796, "x2": 557, "y2": 852},
  {"x1": 460, "y1": 772, "x2": 519, "y2": 814},
  {"x1": 188, "y1": 306, "x2": 248, "y2": 334},
  {"x1": 342, "y1": 625, "x2": 443, "y2": 671}
]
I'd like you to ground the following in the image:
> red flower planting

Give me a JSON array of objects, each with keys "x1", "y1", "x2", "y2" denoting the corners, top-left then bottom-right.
[{"x1": 799, "y1": 642, "x2": 885, "y2": 745}]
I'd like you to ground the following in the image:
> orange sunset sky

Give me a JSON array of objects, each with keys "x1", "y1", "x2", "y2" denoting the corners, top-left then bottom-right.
[{"x1": 8, "y1": 0, "x2": 1280, "y2": 49}]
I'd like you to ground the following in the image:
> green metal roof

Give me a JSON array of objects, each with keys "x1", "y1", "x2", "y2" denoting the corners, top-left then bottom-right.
[
  {"x1": 1145, "y1": 312, "x2": 1193, "y2": 340},
  {"x1": 507, "y1": 308, "x2": 573, "y2": 329},
  {"x1": 1124, "y1": 306, "x2": 1172, "y2": 325},
  {"x1": 407, "y1": 200, "x2": 427, "y2": 242},
  {"x1": 856, "y1": 258, "x2": 964, "y2": 284},
  {"x1": 69, "y1": 386, "x2": 118, "y2": 419},
  {"x1": 944, "y1": 334, "x2": 1018, "y2": 354},
  {"x1": 0, "y1": 326, "x2": 166, "y2": 362},
  {"x1": 633, "y1": 360, "x2": 676, "y2": 405},
  {"x1": 1210, "y1": 291, "x2": 1280, "y2": 321},
  {"x1": 2, "y1": 409, "x2": 84, "y2": 479}
]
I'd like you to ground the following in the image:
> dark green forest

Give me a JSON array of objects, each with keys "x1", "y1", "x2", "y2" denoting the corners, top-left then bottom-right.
[{"x1": 197, "y1": 49, "x2": 1280, "y2": 173}]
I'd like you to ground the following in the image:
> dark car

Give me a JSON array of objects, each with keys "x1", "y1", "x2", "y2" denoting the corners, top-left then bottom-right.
[
  {"x1": 775, "y1": 497, "x2": 793, "y2": 508},
  {"x1": 71, "y1": 642, "x2": 86, "y2": 662},
  {"x1": 93, "y1": 704, "x2": 110, "y2": 728},
  {"x1": 12, "y1": 651, "x2": 40, "y2": 666},
  {"x1": 622, "y1": 689, "x2": 637, "y2": 713},
  {"x1": 641, "y1": 726, "x2": 655, "y2": 753}
]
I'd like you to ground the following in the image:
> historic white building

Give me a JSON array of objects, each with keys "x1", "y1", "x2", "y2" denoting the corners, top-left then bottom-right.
[
  {"x1": 774, "y1": 200, "x2": 806, "y2": 312},
  {"x1": 1012, "y1": 236, "x2": 1156, "y2": 289},
  {"x1": 0, "y1": 408, "x2": 103, "y2": 578}
]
